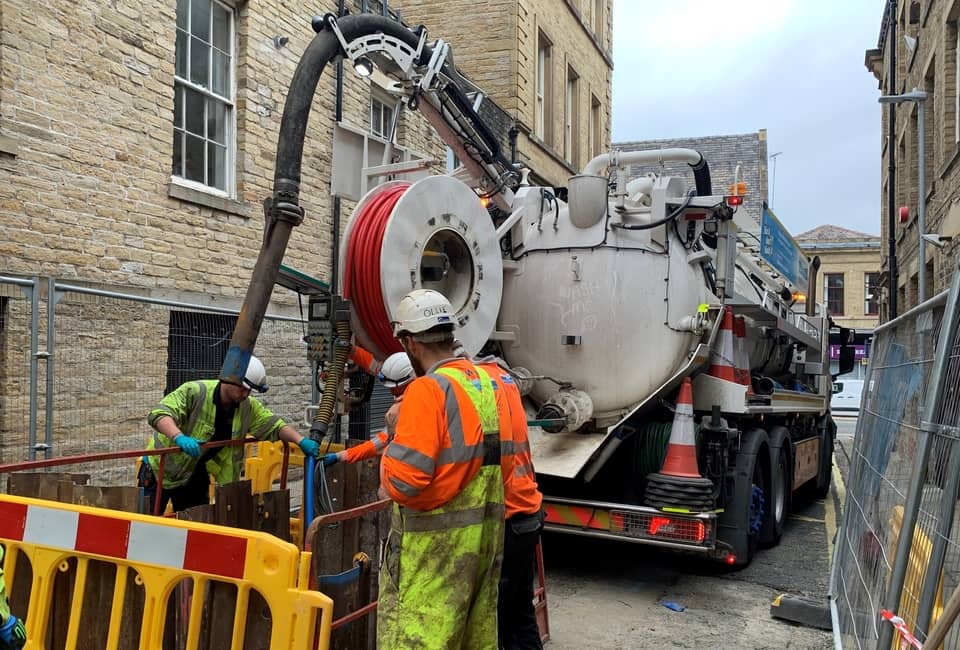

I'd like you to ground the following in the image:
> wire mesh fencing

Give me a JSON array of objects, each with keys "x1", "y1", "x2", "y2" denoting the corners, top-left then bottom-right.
[
  {"x1": 832, "y1": 259, "x2": 960, "y2": 648},
  {"x1": 0, "y1": 276, "x2": 315, "y2": 492}
]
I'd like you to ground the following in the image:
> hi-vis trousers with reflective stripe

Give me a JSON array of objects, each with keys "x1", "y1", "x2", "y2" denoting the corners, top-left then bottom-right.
[{"x1": 377, "y1": 462, "x2": 505, "y2": 649}]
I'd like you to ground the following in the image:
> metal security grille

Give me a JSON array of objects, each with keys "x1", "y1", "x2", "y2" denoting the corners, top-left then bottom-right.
[{"x1": 832, "y1": 258, "x2": 960, "y2": 648}]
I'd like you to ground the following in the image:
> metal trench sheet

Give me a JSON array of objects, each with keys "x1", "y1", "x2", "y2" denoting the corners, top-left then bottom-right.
[{"x1": 528, "y1": 425, "x2": 606, "y2": 479}]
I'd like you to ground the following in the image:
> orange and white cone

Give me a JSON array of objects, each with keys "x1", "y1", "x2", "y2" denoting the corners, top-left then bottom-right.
[
  {"x1": 659, "y1": 377, "x2": 702, "y2": 478},
  {"x1": 708, "y1": 307, "x2": 737, "y2": 383},
  {"x1": 733, "y1": 315, "x2": 755, "y2": 396},
  {"x1": 644, "y1": 377, "x2": 715, "y2": 511}
]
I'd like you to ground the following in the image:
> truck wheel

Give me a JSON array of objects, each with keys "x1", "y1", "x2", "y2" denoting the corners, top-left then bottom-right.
[
  {"x1": 761, "y1": 426, "x2": 791, "y2": 547},
  {"x1": 717, "y1": 428, "x2": 769, "y2": 567}
]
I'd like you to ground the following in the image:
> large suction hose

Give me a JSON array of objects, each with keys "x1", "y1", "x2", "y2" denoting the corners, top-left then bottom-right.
[{"x1": 220, "y1": 14, "x2": 428, "y2": 386}]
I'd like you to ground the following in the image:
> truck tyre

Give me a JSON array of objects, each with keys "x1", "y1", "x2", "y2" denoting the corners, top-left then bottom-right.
[
  {"x1": 718, "y1": 428, "x2": 769, "y2": 567},
  {"x1": 761, "y1": 426, "x2": 792, "y2": 548},
  {"x1": 812, "y1": 419, "x2": 835, "y2": 499}
]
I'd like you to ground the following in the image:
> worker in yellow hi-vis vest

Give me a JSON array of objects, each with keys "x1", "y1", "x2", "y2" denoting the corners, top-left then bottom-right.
[
  {"x1": 141, "y1": 355, "x2": 321, "y2": 513},
  {"x1": 0, "y1": 546, "x2": 26, "y2": 650}
]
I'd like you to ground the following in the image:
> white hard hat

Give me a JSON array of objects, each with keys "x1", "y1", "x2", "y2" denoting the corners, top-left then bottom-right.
[
  {"x1": 379, "y1": 352, "x2": 414, "y2": 388},
  {"x1": 391, "y1": 289, "x2": 454, "y2": 337},
  {"x1": 242, "y1": 355, "x2": 269, "y2": 393}
]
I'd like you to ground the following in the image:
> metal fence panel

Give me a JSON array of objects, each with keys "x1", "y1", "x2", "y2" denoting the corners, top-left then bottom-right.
[
  {"x1": 833, "y1": 260, "x2": 960, "y2": 648},
  {"x1": 47, "y1": 284, "x2": 312, "y2": 489},
  {"x1": 0, "y1": 277, "x2": 41, "y2": 488}
]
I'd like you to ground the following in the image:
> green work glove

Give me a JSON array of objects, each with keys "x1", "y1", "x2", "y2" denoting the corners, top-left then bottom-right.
[
  {"x1": 298, "y1": 437, "x2": 321, "y2": 459},
  {"x1": 0, "y1": 615, "x2": 26, "y2": 649},
  {"x1": 173, "y1": 434, "x2": 201, "y2": 458}
]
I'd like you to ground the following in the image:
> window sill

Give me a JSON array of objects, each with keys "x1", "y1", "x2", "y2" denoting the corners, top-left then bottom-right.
[
  {"x1": 527, "y1": 134, "x2": 578, "y2": 177},
  {"x1": 0, "y1": 133, "x2": 19, "y2": 156},
  {"x1": 168, "y1": 181, "x2": 251, "y2": 218}
]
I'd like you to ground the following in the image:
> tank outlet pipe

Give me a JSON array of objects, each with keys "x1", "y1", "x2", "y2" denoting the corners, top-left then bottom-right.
[
  {"x1": 537, "y1": 389, "x2": 594, "y2": 433},
  {"x1": 755, "y1": 376, "x2": 784, "y2": 394},
  {"x1": 221, "y1": 14, "x2": 429, "y2": 386},
  {"x1": 674, "y1": 314, "x2": 703, "y2": 334},
  {"x1": 582, "y1": 148, "x2": 712, "y2": 196}
]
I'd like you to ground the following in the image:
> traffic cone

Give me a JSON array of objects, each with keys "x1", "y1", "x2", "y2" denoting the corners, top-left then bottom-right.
[
  {"x1": 644, "y1": 377, "x2": 715, "y2": 511},
  {"x1": 733, "y1": 315, "x2": 755, "y2": 396},
  {"x1": 708, "y1": 307, "x2": 737, "y2": 383},
  {"x1": 659, "y1": 377, "x2": 701, "y2": 478}
]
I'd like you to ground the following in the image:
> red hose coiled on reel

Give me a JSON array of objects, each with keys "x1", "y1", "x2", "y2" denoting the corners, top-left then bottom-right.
[{"x1": 343, "y1": 183, "x2": 410, "y2": 356}]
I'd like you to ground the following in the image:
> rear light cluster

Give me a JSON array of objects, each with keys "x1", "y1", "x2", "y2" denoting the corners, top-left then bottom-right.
[{"x1": 609, "y1": 510, "x2": 712, "y2": 545}]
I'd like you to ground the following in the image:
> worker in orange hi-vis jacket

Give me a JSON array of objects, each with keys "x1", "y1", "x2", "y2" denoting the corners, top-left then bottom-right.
[
  {"x1": 377, "y1": 289, "x2": 504, "y2": 649},
  {"x1": 321, "y1": 350, "x2": 415, "y2": 467},
  {"x1": 454, "y1": 340, "x2": 545, "y2": 650}
]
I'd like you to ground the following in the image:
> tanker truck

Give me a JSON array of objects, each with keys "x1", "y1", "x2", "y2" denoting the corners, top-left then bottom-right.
[{"x1": 222, "y1": 13, "x2": 853, "y2": 567}]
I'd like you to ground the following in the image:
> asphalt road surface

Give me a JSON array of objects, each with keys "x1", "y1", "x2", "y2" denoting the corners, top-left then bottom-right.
[{"x1": 540, "y1": 419, "x2": 855, "y2": 649}]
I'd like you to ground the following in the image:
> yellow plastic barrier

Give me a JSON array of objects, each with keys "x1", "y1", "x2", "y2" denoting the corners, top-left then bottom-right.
[
  {"x1": 0, "y1": 494, "x2": 333, "y2": 649},
  {"x1": 245, "y1": 440, "x2": 345, "y2": 548},
  {"x1": 888, "y1": 504, "x2": 944, "y2": 648}
]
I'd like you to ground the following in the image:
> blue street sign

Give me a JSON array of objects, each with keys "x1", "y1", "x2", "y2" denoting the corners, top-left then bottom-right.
[{"x1": 760, "y1": 207, "x2": 809, "y2": 293}]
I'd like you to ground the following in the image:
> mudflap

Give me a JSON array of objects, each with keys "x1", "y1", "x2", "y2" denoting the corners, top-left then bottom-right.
[{"x1": 717, "y1": 428, "x2": 769, "y2": 567}]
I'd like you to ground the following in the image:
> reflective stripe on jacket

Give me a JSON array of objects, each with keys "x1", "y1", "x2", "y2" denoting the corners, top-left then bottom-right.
[
  {"x1": 476, "y1": 358, "x2": 544, "y2": 518},
  {"x1": 381, "y1": 359, "x2": 500, "y2": 511},
  {"x1": 377, "y1": 360, "x2": 505, "y2": 649},
  {"x1": 343, "y1": 430, "x2": 390, "y2": 463},
  {"x1": 146, "y1": 380, "x2": 285, "y2": 488}
]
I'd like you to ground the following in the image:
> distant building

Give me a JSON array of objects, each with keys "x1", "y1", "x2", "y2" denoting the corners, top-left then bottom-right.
[
  {"x1": 866, "y1": 1, "x2": 960, "y2": 320},
  {"x1": 796, "y1": 225, "x2": 881, "y2": 379},
  {"x1": 614, "y1": 130, "x2": 769, "y2": 236}
]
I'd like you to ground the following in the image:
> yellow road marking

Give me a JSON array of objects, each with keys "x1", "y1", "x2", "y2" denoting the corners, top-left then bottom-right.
[
  {"x1": 789, "y1": 514, "x2": 825, "y2": 523},
  {"x1": 826, "y1": 460, "x2": 846, "y2": 567}
]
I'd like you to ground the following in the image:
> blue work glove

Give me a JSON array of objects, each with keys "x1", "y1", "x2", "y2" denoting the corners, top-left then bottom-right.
[
  {"x1": 298, "y1": 437, "x2": 321, "y2": 459},
  {"x1": 322, "y1": 452, "x2": 340, "y2": 467},
  {"x1": 173, "y1": 434, "x2": 201, "y2": 458},
  {"x1": 0, "y1": 615, "x2": 26, "y2": 649}
]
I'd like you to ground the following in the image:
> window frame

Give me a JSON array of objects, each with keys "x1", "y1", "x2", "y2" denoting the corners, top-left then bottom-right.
[
  {"x1": 956, "y1": 22, "x2": 960, "y2": 142},
  {"x1": 589, "y1": 94, "x2": 602, "y2": 159},
  {"x1": 369, "y1": 90, "x2": 397, "y2": 140},
  {"x1": 864, "y1": 272, "x2": 880, "y2": 316},
  {"x1": 172, "y1": 0, "x2": 237, "y2": 197},
  {"x1": 535, "y1": 31, "x2": 553, "y2": 144},
  {"x1": 825, "y1": 273, "x2": 845, "y2": 316},
  {"x1": 592, "y1": 0, "x2": 603, "y2": 40}
]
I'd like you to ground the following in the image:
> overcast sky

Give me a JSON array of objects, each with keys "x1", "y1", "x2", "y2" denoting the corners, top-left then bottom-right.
[{"x1": 611, "y1": 0, "x2": 885, "y2": 236}]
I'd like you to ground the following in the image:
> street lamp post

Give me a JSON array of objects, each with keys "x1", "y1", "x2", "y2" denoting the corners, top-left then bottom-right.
[
  {"x1": 879, "y1": 89, "x2": 929, "y2": 304},
  {"x1": 769, "y1": 151, "x2": 782, "y2": 209}
]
